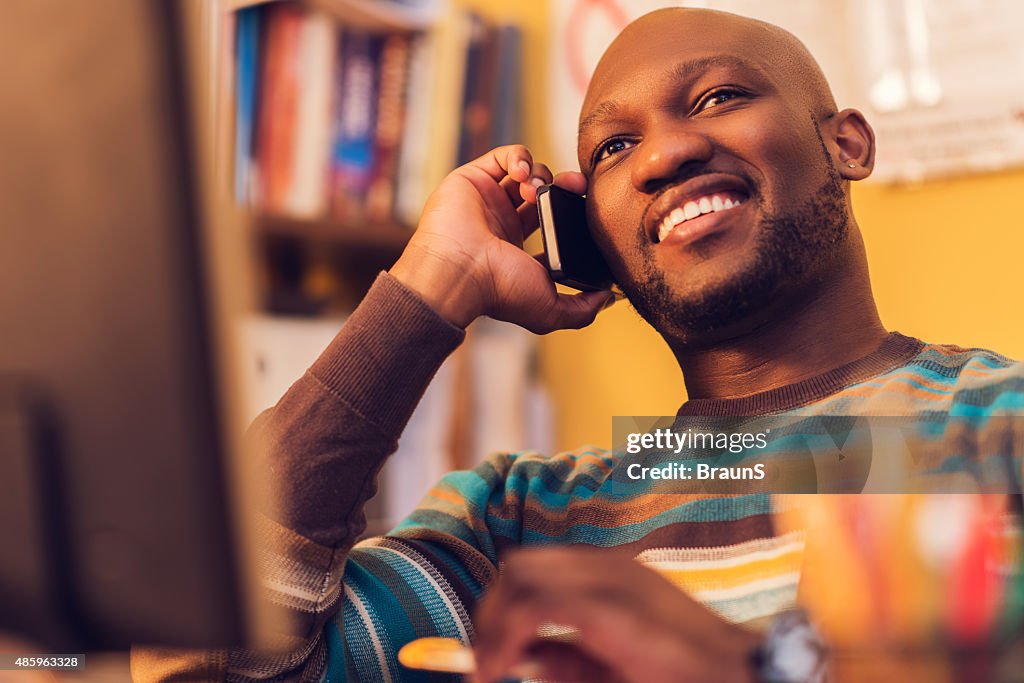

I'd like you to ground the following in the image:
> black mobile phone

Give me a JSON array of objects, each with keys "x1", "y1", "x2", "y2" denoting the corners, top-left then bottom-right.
[{"x1": 536, "y1": 184, "x2": 615, "y2": 292}]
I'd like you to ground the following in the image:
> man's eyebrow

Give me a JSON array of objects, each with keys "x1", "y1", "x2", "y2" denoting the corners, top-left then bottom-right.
[
  {"x1": 578, "y1": 100, "x2": 623, "y2": 140},
  {"x1": 577, "y1": 54, "x2": 763, "y2": 139}
]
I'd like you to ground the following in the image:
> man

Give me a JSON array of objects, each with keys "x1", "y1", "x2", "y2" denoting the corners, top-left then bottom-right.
[{"x1": 135, "y1": 7, "x2": 1022, "y2": 683}]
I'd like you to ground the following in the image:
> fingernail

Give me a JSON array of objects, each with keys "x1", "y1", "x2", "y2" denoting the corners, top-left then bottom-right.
[
  {"x1": 517, "y1": 160, "x2": 531, "y2": 176},
  {"x1": 529, "y1": 177, "x2": 545, "y2": 188}
]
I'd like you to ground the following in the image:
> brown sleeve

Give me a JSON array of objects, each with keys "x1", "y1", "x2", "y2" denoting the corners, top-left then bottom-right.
[{"x1": 131, "y1": 272, "x2": 465, "y2": 682}]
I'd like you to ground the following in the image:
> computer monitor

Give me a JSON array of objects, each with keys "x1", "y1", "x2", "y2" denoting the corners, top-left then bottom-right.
[{"x1": 0, "y1": 0, "x2": 261, "y2": 650}]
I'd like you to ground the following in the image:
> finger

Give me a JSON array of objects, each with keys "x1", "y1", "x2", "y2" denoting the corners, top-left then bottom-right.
[
  {"x1": 515, "y1": 289, "x2": 614, "y2": 335},
  {"x1": 553, "y1": 170, "x2": 588, "y2": 195},
  {"x1": 518, "y1": 162, "x2": 555, "y2": 204},
  {"x1": 463, "y1": 144, "x2": 535, "y2": 184},
  {"x1": 499, "y1": 175, "x2": 526, "y2": 209},
  {"x1": 515, "y1": 201, "x2": 541, "y2": 240},
  {"x1": 456, "y1": 165, "x2": 529, "y2": 233}
]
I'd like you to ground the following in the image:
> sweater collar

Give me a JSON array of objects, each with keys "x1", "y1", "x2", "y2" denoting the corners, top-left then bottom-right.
[{"x1": 677, "y1": 332, "x2": 925, "y2": 417}]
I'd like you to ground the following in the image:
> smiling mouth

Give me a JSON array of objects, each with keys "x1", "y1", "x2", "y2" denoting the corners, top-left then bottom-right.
[{"x1": 656, "y1": 191, "x2": 748, "y2": 243}]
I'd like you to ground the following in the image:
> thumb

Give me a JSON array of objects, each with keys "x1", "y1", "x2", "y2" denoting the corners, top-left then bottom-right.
[{"x1": 524, "y1": 290, "x2": 615, "y2": 334}]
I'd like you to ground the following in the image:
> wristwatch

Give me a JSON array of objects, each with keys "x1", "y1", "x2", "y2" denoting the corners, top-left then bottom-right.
[{"x1": 750, "y1": 609, "x2": 828, "y2": 683}]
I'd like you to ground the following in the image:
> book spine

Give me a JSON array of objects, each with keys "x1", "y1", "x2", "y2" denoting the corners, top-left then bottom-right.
[
  {"x1": 255, "y1": 2, "x2": 305, "y2": 213},
  {"x1": 420, "y1": 10, "x2": 472, "y2": 207},
  {"x1": 366, "y1": 34, "x2": 411, "y2": 223},
  {"x1": 330, "y1": 32, "x2": 382, "y2": 223},
  {"x1": 284, "y1": 11, "x2": 336, "y2": 218},
  {"x1": 233, "y1": 6, "x2": 261, "y2": 205},
  {"x1": 394, "y1": 33, "x2": 436, "y2": 226},
  {"x1": 456, "y1": 13, "x2": 487, "y2": 165}
]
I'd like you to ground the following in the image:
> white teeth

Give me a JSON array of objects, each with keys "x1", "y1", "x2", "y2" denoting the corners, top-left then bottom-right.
[{"x1": 656, "y1": 193, "x2": 747, "y2": 242}]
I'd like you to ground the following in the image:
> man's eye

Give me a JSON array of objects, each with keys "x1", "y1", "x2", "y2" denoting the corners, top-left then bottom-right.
[
  {"x1": 694, "y1": 88, "x2": 747, "y2": 113},
  {"x1": 594, "y1": 138, "x2": 635, "y2": 163}
]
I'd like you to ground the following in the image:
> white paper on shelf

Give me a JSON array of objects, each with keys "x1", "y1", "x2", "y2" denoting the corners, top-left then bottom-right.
[{"x1": 236, "y1": 314, "x2": 347, "y2": 422}]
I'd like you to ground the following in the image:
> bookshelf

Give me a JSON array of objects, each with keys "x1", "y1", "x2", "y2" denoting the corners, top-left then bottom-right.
[
  {"x1": 199, "y1": 0, "x2": 541, "y2": 535},
  {"x1": 255, "y1": 213, "x2": 412, "y2": 250},
  {"x1": 213, "y1": 0, "x2": 437, "y2": 314},
  {"x1": 227, "y1": 0, "x2": 440, "y2": 31},
  {"x1": 211, "y1": 0, "x2": 525, "y2": 316}
]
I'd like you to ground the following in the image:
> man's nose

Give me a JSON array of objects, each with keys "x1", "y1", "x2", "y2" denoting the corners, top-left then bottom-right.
[{"x1": 630, "y1": 127, "x2": 714, "y2": 194}]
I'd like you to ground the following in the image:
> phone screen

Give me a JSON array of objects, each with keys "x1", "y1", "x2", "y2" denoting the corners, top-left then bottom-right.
[{"x1": 536, "y1": 185, "x2": 614, "y2": 292}]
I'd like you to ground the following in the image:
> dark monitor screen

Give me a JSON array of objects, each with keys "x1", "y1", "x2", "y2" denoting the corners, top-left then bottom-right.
[{"x1": 0, "y1": 0, "x2": 247, "y2": 650}]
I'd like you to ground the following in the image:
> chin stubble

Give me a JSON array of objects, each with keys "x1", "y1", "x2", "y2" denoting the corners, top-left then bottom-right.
[{"x1": 623, "y1": 161, "x2": 849, "y2": 342}]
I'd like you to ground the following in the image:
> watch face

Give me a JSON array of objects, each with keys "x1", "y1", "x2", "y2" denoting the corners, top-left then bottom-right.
[{"x1": 761, "y1": 610, "x2": 827, "y2": 683}]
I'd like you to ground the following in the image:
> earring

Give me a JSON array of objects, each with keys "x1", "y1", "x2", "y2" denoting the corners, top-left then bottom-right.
[{"x1": 847, "y1": 163, "x2": 857, "y2": 168}]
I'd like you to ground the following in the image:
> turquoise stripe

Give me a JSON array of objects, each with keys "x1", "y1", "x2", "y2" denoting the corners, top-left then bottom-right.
[
  {"x1": 351, "y1": 549, "x2": 441, "y2": 642},
  {"x1": 356, "y1": 546, "x2": 466, "y2": 641},
  {"x1": 323, "y1": 620, "x2": 346, "y2": 683},
  {"x1": 950, "y1": 392, "x2": 1024, "y2": 417},
  {"x1": 338, "y1": 587, "x2": 386, "y2": 681}
]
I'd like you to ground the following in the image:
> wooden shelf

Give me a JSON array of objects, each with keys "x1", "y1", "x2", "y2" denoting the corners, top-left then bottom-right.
[
  {"x1": 253, "y1": 213, "x2": 413, "y2": 253},
  {"x1": 226, "y1": 0, "x2": 441, "y2": 31}
]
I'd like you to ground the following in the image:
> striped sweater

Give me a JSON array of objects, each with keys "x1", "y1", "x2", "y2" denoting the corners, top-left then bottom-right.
[{"x1": 131, "y1": 273, "x2": 1024, "y2": 682}]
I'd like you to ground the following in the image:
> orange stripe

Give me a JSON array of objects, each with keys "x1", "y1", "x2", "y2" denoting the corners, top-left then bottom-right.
[{"x1": 653, "y1": 548, "x2": 803, "y2": 592}]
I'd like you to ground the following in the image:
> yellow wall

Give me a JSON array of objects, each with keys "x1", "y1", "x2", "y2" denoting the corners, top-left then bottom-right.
[{"x1": 460, "y1": 0, "x2": 1024, "y2": 452}]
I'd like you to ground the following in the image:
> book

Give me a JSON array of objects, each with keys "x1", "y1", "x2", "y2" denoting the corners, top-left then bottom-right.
[
  {"x1": 254, "y1": 2, "x2": 304, "y2": 211},
  {"x1": 284, "y1": 11, "x2": 336, "y2": 218},
  {"x1": 394, "y1": 33, "x2": 437, "y2": 226},
  {"x1": 366, "y1": 33, "x2": 411, "y2": 223},
  {"x1": 329, "y1": 31, "x2": 382, "y2": 222},
  {"x1": 408, "y1": 9, "x2": 473, "y2": 222},
  {"x1": 233, "y1": 5, "x2": 261, "y2": 205},
  {"x1": 456, "y1": 14, "x2": 499, "y2": 164}
]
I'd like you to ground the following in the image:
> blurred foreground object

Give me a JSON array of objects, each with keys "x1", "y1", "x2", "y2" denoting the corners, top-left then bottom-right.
[{"x1": 0, "y1": 0, "x2": 269, "y2": 651}]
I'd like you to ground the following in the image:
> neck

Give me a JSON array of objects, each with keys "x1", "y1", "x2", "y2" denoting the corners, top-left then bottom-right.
[{"x1": 671, "y1": 255, "x2": 887, "y2": 401}]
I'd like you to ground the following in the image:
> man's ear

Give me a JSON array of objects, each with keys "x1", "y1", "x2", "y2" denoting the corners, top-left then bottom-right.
[{"x1": 828, "y1": 108, "x2": 875, "y2": 181}]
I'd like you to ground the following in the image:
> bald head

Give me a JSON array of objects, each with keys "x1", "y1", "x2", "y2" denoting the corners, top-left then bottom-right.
[{"x1": 581, "y1": 8, "x2": 837, "y2": 137}]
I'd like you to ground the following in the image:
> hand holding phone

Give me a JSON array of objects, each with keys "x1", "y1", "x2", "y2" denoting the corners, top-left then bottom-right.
[
  {"x1": 390, "y1": 145, "x2": 615, "y2": 333},
  {"x1": 536, "y1": 184, "x2": 615, "y2": 292}
]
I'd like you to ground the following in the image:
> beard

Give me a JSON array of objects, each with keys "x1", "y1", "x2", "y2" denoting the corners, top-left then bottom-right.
[{"x1": 622, "y1": 164, "x2": 849, "y2": 344}]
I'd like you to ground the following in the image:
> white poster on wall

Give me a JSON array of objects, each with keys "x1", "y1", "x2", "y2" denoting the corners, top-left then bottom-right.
[{"x1": 547, "y1": 0, "x2": 1024, "y2": 183}]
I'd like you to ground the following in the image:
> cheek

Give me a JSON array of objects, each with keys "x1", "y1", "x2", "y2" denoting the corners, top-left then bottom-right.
[
  {"x1": 586, "y1": 179, "x2": 641, "y2": 266},
  {"x1": 720, "y1": 109, "x2": 828, "y2": 201}
]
